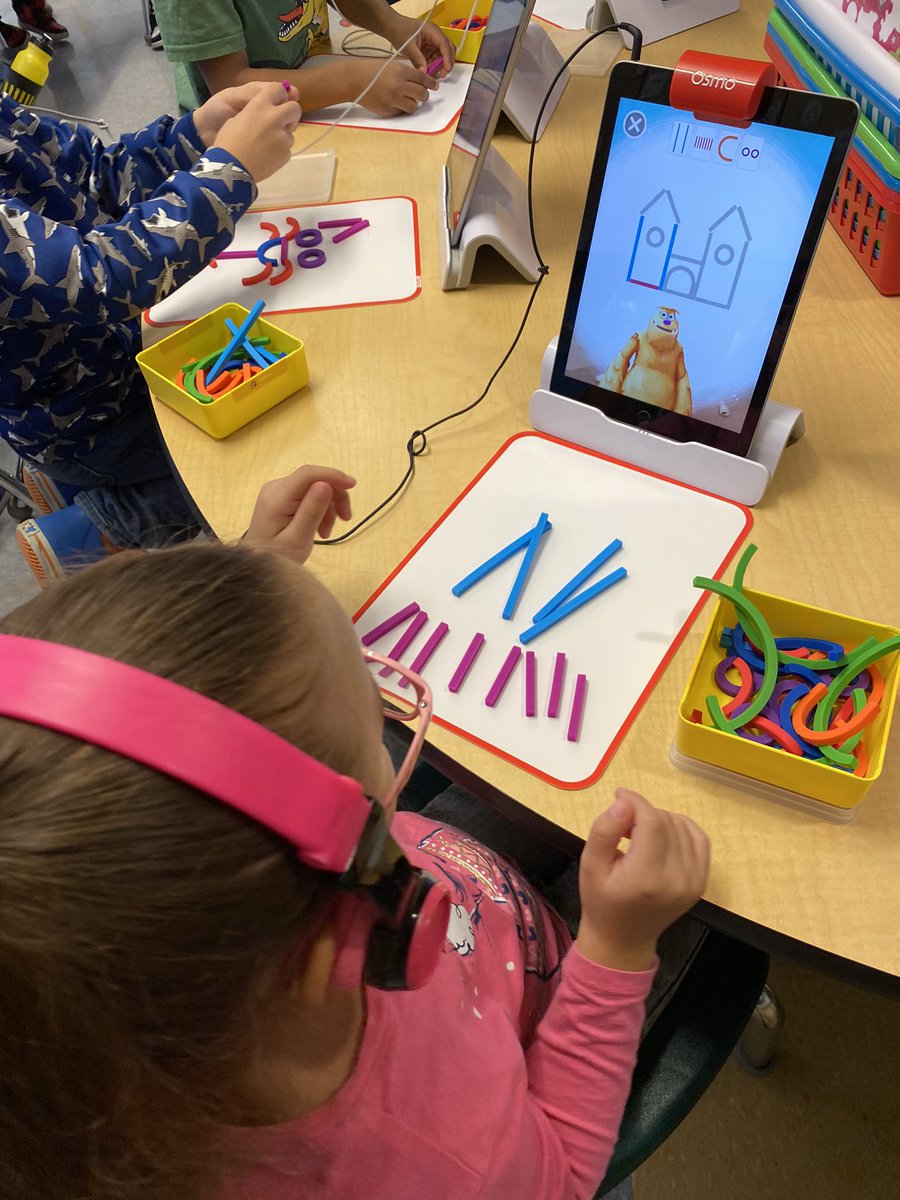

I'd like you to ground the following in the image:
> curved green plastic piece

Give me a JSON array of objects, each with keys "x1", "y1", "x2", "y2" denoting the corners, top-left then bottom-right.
[
  {"x1": 694, "y1": 574, "x2": 779, "y2": 732},
  {"x1": 730, "y1": 542, "x2": 756, "y2": 595},
  {"x1": 811, "y1": 634, "x2": 900, "y2": 754},
  {"x1": 819, "y1": 688, "x2": 867, "y2": 770},
  {"x1": 777, "y1": 649, "x2": 849, "y2": 671}
]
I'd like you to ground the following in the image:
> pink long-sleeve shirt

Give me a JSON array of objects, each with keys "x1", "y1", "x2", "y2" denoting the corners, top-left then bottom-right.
[{"x1": 222, "y1": 812, "x2": 655, "y2": 1200}]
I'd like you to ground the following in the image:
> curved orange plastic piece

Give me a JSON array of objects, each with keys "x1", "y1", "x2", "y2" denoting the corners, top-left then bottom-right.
[
  {"x1": 854, "y1": 740, "x2": 869, "y2": 778},
  {"x1": 241, "y1": 261, "x2": 273, "y2": 287},
  {"x1": 748, "y1": 716, "x2": 804, "y2": 756},
  {"x1": 194, "y1": 369, "x2": 211, "y2": 397},
  {"x1": 205, "y1": 370, "x2": 233, "y2": 395},
  {"x1": 722, "y1": 656, "x2": 753, "y2": 718},
  {"x1": 792, "y1": 680, "x2": 882, "y2": 744},
  {"x1": 268, "y1": 258, "x2": 293, "y2": 285}
]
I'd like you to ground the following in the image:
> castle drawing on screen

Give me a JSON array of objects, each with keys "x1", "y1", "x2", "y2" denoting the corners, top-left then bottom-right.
[{"x1": 563, "y1": 99, "x2": 834, "y2": 433}]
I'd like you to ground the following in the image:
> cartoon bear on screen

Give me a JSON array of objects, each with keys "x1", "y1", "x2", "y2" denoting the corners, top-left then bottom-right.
[{"x1": 599, "y1": 306, "x2": 693, "y2": 415}]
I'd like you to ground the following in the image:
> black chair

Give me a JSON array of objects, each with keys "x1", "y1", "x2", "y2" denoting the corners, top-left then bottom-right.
[{"x1": 597, "y1": 928, "x2": 771, "y2": 1196}]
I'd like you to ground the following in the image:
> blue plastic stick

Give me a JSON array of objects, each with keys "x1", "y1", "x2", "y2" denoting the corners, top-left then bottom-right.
[
  {"x1": 224, "y1": 318, "x2": 271, "y2": 369},
  {"x1": 451, "y1": 518, "x2": 552, "y2": 598},
  {"x1": 518, "y1": 567, "x2": 628, "y2": 645},
  {"x1": 532, "y1": 538, "x2": 623, "y2": 624},
  {"x1": 502, "y1": 512, "x2": 550, "y2": 621},
  {"x1": 207, "y1": 301, "x2": 265, "y2": 384}
]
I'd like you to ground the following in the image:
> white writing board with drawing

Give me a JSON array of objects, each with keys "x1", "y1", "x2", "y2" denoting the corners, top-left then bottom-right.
[
  {"x1": 146, "y1": 197, "x2": 420, "y2": 327},
  {"x1": 353, "y1": 432, "x2": 751, "y2": 788},
  {"x1": 302, "y1": 64, "x2": 474, "y2": 135}
]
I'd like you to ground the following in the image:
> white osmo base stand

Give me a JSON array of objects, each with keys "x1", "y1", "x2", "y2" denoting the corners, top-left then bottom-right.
[{"x1": 530, "y1": 340, "x2": 805, "y2": 506}]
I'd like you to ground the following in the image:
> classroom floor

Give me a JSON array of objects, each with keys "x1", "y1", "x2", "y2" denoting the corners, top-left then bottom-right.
[{"x1": 2, "y1": 2, "x2": 899, "y2": 1194}]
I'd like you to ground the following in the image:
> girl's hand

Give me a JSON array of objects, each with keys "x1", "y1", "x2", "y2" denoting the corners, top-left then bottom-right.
[
  {"x1": 353, "y1": 58, "x2": 437, "y2": 116},
  {"x1": 387, "y1": 13, "x2": 455, "y2": 78},
  {"x1": 576, "y1": 789, "x2": 710, "y2": 973},
  {"x1": 193, "y1": 81, "x2": 300, "y2": 149},
  {"x1": 211, "y1": 83, "x2": 302, "y2": 182},
  {"x1": 244, "y1": 466, "x2": 356, "y2": 563}
]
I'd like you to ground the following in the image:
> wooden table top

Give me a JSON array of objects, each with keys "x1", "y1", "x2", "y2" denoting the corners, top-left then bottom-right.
[{"x1": 150, "y1": 0, "x2": 900, "y2": 981}]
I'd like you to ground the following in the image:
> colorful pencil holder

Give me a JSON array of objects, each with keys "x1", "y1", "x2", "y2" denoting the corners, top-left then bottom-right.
[
  {"x1": 137, "y1": 303, "x2": 308, "y2": 439},
  {"x1": 674, "y1": 587, "x2": 900, "y2": 817},
  {"x1": 423, "y1": 0, "x2": 493, "y2": 63}
]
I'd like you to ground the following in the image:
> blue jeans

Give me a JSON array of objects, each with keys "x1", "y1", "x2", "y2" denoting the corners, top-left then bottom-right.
[{"x1": 22, "y1": 391, "x2": 203, "y2": 549}]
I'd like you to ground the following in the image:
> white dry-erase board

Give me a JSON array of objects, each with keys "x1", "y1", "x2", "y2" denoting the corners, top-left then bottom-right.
[
  {"x1": 353, "y1": 432, "x2": 752, "y2": 788},
  {"x1": 303, "y1": 64, "x2": 474, "y2": 135},
  {"x1": 145, "y1": 197, "x2": 420, "y2": 328}
]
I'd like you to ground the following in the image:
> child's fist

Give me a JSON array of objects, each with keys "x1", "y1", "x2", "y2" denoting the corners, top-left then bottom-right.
[
  {"x1": 575, "y1": 789, "x2": 710, "y2": 973},
  {"x1": 243, "y1": 465, "x2": 356, "y2": 564},
  {"x1": 212, "y1": 83, "x2": 302, "y2": 182}
]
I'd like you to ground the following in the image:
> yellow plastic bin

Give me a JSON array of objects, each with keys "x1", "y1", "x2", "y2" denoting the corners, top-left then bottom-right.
[
  {"x1": 137, "y1": 303, "x2": 309, "y2": 440},
  {"x1": 674, "y1": 587, "x2": 900, "y2": 818},
  {"x1": 425, "y1": 0, "x2": 493, "y2": 63}
]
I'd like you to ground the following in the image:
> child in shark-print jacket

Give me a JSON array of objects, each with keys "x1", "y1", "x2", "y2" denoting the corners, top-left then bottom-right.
[{"x1": 0, "y1": 93, "x2": 259, "y2": 546}]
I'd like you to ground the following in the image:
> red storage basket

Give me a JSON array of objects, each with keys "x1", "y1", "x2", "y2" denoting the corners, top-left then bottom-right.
[{"x1": 765, "y1": 31, "x2": 900, "y2": 295}]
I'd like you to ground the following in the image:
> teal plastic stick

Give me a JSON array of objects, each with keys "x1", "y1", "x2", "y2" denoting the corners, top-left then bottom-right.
[
  {"x1": 451, "y1": 519, "x2": 552, "y2": 598},
  {"x1": 502, "y1": 512, "x2": 550, "y2": 621},
  {"x1": 225, "y1": 318, "x2": 271, "y2": 369},
  {"x1": 519, "y1": 567, "x2": 627, "y2": 645},
  {"x1": 532, "y1": 538, "x2": 623, "y2": 624},
  {"x1": 207, "y1": 300, "x2": 265, "y2": 384}
]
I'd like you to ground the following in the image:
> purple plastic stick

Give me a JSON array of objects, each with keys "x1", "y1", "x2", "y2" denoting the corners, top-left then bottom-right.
[
  {"x1": 398, "y1": 622, "x2": 449, "y2": 688},
  {"x1": 524, "y1": 650, "x2": 537, "y2": 717},
  {"x1": 360, "y1": 601, "x2": 420, "y2": 647},
  {"x1": 547, "y1": 652, "x2": 566, "y2": 718},
  {"x1": 317, "y1": 218, "x2": 370, "y2": 243},
  {"x1": 379, "y1": 610, "x2": 428, "y2": 675},
  {"x1": 213, "y1": 250, "x2": 262, "y2": 260},
  {"x1": 485, "y1": 647, "x2": 522, "y2": 708},
  {"x1": 448, "y1": 633, "x2": 485, "y2": 693},
  {"x1": 566, "y1": 674, "x2": 588, "y2": 743}
]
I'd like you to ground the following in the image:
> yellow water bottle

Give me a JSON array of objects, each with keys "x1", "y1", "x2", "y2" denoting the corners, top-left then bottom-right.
[{"x1": 1, "y1": 35, "x2": 53, "y2": 106}]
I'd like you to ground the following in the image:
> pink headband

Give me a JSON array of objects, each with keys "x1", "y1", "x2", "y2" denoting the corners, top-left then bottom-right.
[{"x1": 0, "y1": 634, "x2": 371, "y2": 874}]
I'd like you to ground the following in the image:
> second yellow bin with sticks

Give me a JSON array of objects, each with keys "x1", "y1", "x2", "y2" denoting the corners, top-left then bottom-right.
[
  {"x1": 674, "y1": 587, "x2": 900, "y2": 815},
  {"x1": 137, "y1": 303, "x2": 309, "y2": 439},
  {"x1": 424, "y1": 0, "x2": 493, "y2": 63}
]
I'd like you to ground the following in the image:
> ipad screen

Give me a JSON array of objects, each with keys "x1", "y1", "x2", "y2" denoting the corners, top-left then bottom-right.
[{"x1": 551, "y1": 79, "x2": 852, "y2": 455}]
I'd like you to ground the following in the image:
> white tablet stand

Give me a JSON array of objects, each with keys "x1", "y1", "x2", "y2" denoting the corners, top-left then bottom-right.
[
  {"x1": 439, "y1": 24, "x2": 570, "y2": 290},
  {"x1": 530, "y1": 339, "x2": 805, "y2": 506},
  {"x1": 439, "y1": 146, "x2": 541, "y2": 289},
  {"x1": 587, "y1": 0, "x2": 739, "y2": 48},
  {"x1": 501, "y1": 22, "x2": 571, "y2": 142}
]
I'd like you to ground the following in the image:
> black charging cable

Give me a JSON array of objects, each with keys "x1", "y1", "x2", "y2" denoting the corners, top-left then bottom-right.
[{"x1": 316, "y1": 22, "x2": 644, "y2": 546}]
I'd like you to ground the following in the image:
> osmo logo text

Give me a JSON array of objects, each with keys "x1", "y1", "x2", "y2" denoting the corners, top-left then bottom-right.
[{"x1": 689, "y1": 69, "x2": 737, "y2": 90}]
